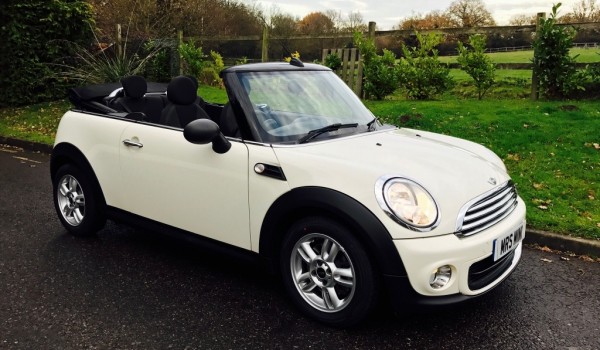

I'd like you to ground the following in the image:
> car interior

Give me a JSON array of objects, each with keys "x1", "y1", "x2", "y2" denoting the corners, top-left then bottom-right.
[{"x1": 68, "y1": 75, "x2": 241, "y2": 138}]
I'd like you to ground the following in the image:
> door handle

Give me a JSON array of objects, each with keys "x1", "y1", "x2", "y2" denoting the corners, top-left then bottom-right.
[{"x1": 122, "y1": 139, "x2": 143, "y2": 148}]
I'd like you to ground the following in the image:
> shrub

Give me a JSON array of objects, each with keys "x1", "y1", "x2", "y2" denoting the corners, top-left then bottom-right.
[
  {"x1": 58, "y1": 31, "x2": 166, "y2": 84},
  {"x1": 178, "y1": 40, "x2": 206, "y2": 79},
  {"x1": 398, "y1": 32, "x2": 454, "y2": 100},
  {"x1": 532, "y1": 3, "x2": 584, "y2": 99},
  {"x1": 198, "y1": 50, "x2": 225, "y2": 87},
  {"x1": 0, "y1": 1, "x2": 94, "y2": 106},
  {"x1": 354, "y1": 33, "x2": 400, "y2": 100},
  {"x1": 457, "y1": 34, "x2": 495, "y2": 100},
  {"x1": 142, "y1": 40, "x2": 172, "y2": 83},
  {"x1": 324, "y1": 53, "x2": 342, "y2": 71}
]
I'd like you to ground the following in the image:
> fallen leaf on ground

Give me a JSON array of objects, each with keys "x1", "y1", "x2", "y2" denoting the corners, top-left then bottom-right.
[
  {"x1": 560, "y1": 256, "x2": 570, "y2": 261},
  {"x1": 533, "y1": 183, "x2": 543, "y2": 190},
  {"x1": 541, "y1": 258, "x2": 553, "y2": 263},
  {"x1": 540, "y1": 246, "x2": 553, "y2": 252},
  {"x1": 594, "y1": 143, "x2": 600, "y2": 150},
  {"x1": 537, "y1": 205, "x2": 548, "y2": 210}
]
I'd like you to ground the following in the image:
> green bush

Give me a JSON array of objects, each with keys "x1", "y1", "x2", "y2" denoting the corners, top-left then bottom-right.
[
  {"x1": 533, "y1": 3, "x2": 584, "y2": 99},
  {"x1": 324, "y1": 53, "x2": 342, "y2": 71},
  {"x1": 354, "y1": 33, "x2": 400, "y2": 100},
  {"x1": 399, "y1": 32, "x2": 454, "y2": 100},
  {"x1": 142, "y1": 40, "x2": 171, "y2": 82},
  {"x1": 178, "y1": 40, "x2": 206, "y2": 79},
  {"x1": 0, "y1": 1, "x2": 94, "y2": 106},
  {"x1": 457, "y1": 34, "x2": 495, "y2": 100},
  {"x1": 198, "y1": 50, "x2": 225, "y2": 88}
]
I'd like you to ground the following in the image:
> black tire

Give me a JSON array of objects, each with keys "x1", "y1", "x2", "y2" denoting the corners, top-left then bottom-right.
[
  {"x1": 52, "y1": 163, "x2": 106, "y2": 236},
  {"x1": 280, "y1": 217, "x2": 379, "y2": 327}
]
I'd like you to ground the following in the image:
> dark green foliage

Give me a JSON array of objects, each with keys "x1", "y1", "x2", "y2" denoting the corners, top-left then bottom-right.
[
  {"x1": 324, "y1": 53, "x2": 342, "y2": 71},
  {"x1": 0, "y1": 1, "x2": 94, "y2": 106},
  {"x1": 399, "y1": 32, "x2": 454, "y2": 100},
  {"x1": 142, "y1": 41, "x2": 172, "y2": 83},
  {"x1": 457, "y1": 34, "x2": 495, "y2": 100},
  {"x1": 354, "y1": 33, "x2": 400, "y2": 100},
  {"x1": 532, "y1": 3, "x2": 584, "y2": 99}
]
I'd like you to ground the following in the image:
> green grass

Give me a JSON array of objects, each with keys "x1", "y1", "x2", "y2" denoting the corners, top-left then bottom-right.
[
  {"x1": 0, "y1": 100, "x2": 70, "y2": 144},
  {"x1": 0, "y1": 87, "x2": 598, "y2": 240},
  {"x1": 439, "y1": 47, "x2": 600, "y2": 64}
]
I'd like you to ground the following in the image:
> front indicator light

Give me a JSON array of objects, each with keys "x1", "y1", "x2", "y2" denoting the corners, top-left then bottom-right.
[{"x1": 429, "y1": 265, "x2": 452, "y2": 289}]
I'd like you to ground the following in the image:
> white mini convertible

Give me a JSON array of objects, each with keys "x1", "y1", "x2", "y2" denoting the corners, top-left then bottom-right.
[{"x1": 51, "y1": 59, "x2": 526, "y2": 326}]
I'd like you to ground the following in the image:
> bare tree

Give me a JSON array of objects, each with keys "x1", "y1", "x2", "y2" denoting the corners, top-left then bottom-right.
[
  {"x1": 345, "y1": 11, "x2": 367, "y2": 33},
  {"x1": 396, "y1": 10, "x2": 453, "y2": 29},
  {"x1": 508, "y1": 14, "x2": 537, "y2": 26},
  {"x1": 571, "y1": 0, "x2": 600, "y2": 21},
  {"x1": 446, "y1": 0, "x2": 496, "y2": 27}
]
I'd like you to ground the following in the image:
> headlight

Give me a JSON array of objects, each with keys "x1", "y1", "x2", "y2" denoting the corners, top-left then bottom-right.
[{"x1": 375, "y1": 176, "x2": 440, "y2": 231}]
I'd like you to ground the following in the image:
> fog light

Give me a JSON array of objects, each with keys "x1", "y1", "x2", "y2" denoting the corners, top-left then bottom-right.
[{"x1": 429, "y1": 265, "x2": 452, "y2": 289}]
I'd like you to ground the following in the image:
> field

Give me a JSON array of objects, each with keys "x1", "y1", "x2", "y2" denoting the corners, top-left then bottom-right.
[{"x1": 439, "y1": 47, "x2": 600, "y2": 64}]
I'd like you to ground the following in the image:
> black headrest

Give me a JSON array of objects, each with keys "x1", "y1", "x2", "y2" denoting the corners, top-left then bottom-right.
[
  {"x1": 167, "y1": 76, "x2": 197, "y2": 105},
  {"x1": 121, "y1": 75, "x2": 147, "y2": 99}
]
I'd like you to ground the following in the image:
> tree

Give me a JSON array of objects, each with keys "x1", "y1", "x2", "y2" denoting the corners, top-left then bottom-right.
[
  {"x1": 457, "y1": 34, "x2": 495, "y2": 99},
  {"x1": 345, "y1": 11, "x2": 367, "y2": 33},
  {"x1": 533, "y1": 3, "x2": 583, "y2": 98},
  {"x1": 446, "y1": 0, "x2": 496, "y2": 27},
  {"x1": 397, "y1": 11, "x2": 453, "y2": 29},
  {"x1": 570, "y1": 0, "x2": 600, "y2": 21},
  {"x1": 508, "y1": 14, "x2": 537, "y2": 26},
  {"x1": 298, "y1": 12, "x2": 335, "y2": 35},
  {"x1": 398, "y1": 32, "x2": 454, "y2": 100}
]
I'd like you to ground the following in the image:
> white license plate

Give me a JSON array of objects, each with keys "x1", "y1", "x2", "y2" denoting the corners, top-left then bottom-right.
[{"x1": 493, "y1": 225, "x2": 524, "y2": 261}]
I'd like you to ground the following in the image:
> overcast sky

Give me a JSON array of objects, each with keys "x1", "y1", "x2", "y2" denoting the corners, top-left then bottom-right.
[{"x1": 250, "y1": 0, "x2": 582, "y2": 30}]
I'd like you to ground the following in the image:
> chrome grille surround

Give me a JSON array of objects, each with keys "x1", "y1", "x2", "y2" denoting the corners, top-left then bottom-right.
[{"x1": 455, "y1": 181, "x2": 518, "y2": 237}]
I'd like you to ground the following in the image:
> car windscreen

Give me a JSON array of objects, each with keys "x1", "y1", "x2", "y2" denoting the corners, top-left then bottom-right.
[{"x1": 236, "y1": 70, "x2": 375, "y2": 143}]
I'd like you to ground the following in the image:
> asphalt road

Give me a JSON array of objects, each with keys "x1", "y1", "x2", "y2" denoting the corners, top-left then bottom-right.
[{"x1": 1, "y1": 145, "x2": 599, "y2": 350}]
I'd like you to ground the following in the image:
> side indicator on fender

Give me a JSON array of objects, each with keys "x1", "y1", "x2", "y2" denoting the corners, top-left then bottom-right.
[{"x1": 254, "y1": 163, "x2": 286, "y2": 181}]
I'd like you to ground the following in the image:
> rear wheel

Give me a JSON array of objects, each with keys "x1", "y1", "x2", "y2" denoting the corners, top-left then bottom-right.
[
  {"x1": 53, "y1": 164, "x2": 106, "y2": 236},
  {"x1": 280, "y1": 217, "x2": 378, "y2": 326}
]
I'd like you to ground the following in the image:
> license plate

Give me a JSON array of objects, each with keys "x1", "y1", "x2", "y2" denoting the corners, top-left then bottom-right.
[{"x1": 493, "y1": 225, "x2": 524, "y2": 261}]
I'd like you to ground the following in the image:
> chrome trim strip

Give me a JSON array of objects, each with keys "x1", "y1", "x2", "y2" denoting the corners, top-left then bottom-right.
[{"x1": 455, "y1": 180, "x2": 518, "y2": 236}]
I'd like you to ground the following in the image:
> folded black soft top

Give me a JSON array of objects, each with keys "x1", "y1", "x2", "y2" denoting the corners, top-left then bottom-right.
[{"x1": 68, "y1": 82, "x2": 168, "y2": 105}]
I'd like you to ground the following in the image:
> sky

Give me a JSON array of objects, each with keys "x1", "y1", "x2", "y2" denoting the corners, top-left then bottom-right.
[{"x1": 249, "y1": 0, "x2": 583, "y2": 30}]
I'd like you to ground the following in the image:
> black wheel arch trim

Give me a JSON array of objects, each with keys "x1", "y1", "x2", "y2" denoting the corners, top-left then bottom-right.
[
  {"x1": 50, "y1": 142, "x2": 107, "y2": 208},
  {"x1": 259, "y1": 186, "x2": 408, "y2": 277}
]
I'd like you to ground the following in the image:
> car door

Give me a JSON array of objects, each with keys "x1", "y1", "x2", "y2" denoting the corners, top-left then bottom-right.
[{"x1": 117, "y1": 122, "x2": 251, "y2": 249}]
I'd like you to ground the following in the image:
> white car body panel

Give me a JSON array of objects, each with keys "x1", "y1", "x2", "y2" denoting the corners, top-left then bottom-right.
[
  {"x1": 272, "y1": 128, "x2": 511, "y2": 239},
  {"x1": 118, "y1": 123, "x2": 251, "y2": 248}
]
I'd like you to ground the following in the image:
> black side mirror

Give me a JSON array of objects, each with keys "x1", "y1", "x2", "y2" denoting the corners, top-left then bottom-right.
[{"x1": 183, "y1": 119, "x2": 231, "y2": 154}]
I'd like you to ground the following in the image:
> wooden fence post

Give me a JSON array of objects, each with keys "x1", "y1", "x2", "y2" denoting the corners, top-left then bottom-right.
[
  {"x1": 531, "y1": 12, "x2": 546, "y2": 100},
  {"x1": 368, "y1": 22, "x2": 376, "y2": 41},
  {"x1": 262, "y1": 26, "x2": 269, "y2": 62},
  {"x1": 178, "y1": 30, "x2": 183, "y2": 75},
  {"x1": 116, "y1": 24, "x2": 122, "y2": 58}
]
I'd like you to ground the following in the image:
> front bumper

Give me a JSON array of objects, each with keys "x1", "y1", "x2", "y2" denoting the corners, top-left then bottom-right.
[{"x1": 386, "y1": 197, "x2": 526, "y2": 305}]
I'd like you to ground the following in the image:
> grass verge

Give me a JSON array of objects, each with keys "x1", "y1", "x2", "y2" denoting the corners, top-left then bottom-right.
[
  {"x1": 0, "y1": 87, "x2": 598, "y2": 239},
  {"x1": 439, "y1": 47, "x2": 600, "y2": 64}
]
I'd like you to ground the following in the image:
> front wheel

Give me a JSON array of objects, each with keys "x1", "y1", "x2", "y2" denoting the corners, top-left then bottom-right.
[
  {"x1": 280, "y1": 217, "x2": 379, "y2": 327},
  {"x1": 53, "y1": 164, "x2": 106, "y2": 236}
]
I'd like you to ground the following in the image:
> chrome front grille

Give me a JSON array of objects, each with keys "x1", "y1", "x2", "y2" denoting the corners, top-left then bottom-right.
[{"x1": 456, "y1": 181, "x2": 518, "y2": 237}]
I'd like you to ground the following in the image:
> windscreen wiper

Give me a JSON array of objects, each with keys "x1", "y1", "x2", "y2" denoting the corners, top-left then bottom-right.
[{"x1": 298, "y1": 123, "x2": 359, "y2": 144}]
